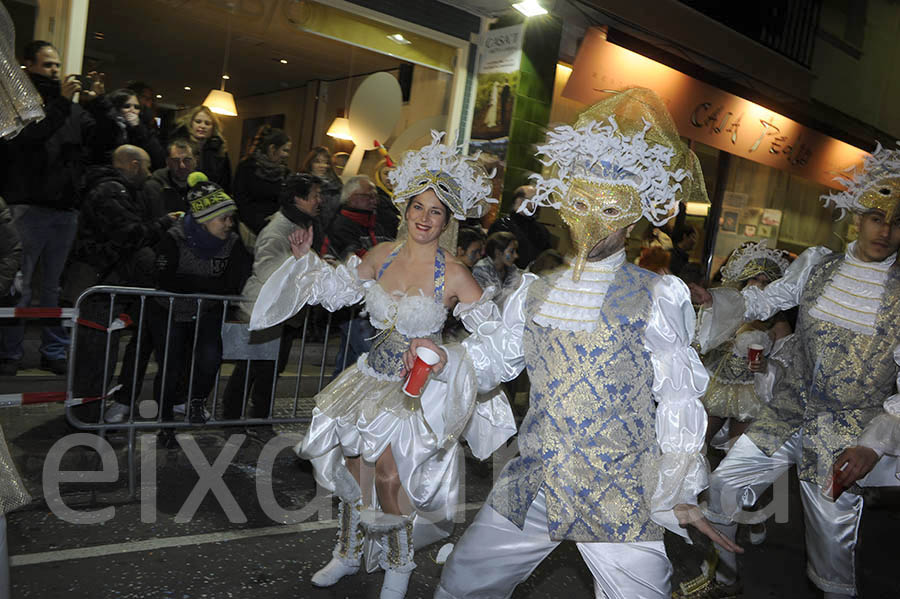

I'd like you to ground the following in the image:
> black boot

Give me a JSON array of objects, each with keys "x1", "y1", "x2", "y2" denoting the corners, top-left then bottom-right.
[{"x1": 188, "y1": 398, "x2": 208, "y2": 424}]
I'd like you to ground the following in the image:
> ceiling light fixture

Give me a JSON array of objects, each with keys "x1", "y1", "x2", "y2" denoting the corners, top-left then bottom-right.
[
  {"x1": 203, "y1": 5, "x2": 238, "y2": 117},
  {"x1": 156, "y1": 94, "x2": 162, "y2": 99},
  {"x1": 512, "y1": 0, "x2": 548, "y2": 17},
  {"x1": 387, "y1": 33, "x2": 411, "y2": 45},
  {"x1": 184, "y1": 86, "x2": 191, "y2": 91},
  {"x1": 279, "y1": 58, "x2": 288, "y2": 64}
]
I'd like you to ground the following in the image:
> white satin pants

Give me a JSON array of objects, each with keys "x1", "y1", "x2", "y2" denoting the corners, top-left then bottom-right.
[
  {"x1": 435, "y1": 490, "x2": 672, "y2": 599},
  {"x1": 707, "y1": 433, "x2": 863, "y2": 596}
]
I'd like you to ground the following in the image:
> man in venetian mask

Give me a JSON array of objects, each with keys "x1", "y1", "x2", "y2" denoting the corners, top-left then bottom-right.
[
  {"x1": 405, "y1": 88, "x2": 741, "y2": 599},
  {"x1": 681, "y1": 143, "x2": 900, "y2": 599}
]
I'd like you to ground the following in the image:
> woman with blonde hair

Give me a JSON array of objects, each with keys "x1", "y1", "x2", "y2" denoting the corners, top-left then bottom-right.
[{"x1": 171, "y1": 105, "x2": 231, "y2": 191}]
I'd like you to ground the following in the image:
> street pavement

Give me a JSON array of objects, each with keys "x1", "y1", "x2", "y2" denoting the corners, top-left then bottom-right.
[{"x1": 1, "y1": 353, "x2": 898, "y2": 598}]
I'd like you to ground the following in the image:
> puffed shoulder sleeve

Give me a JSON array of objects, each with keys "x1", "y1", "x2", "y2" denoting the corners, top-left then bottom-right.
[
  {"x1": 249, "y1": 253, "x2": 364, "y2": 330},
  {"x1": 740, "y1": 246, "x2": 831, "y2": 321},
  {"x1": 458, "y1": 274, "x2": 533, "y2": 392},
  {"x1": 644, "y1": 275, "x2": 710, "y2": 539},
  {"x1": 858, "y1": 343, "x2": 900, "y2": 468}
]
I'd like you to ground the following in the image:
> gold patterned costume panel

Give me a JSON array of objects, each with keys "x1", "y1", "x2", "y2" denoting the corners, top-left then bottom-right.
[
  {"x1": 488, "y1": 264, "x2": 664, "y2": 543},
  {"x1": 748, "y1": 253, "x2": 900, "y2": 487}
]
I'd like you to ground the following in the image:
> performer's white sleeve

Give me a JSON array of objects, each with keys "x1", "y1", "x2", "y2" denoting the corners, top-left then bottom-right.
[
  {"x1": 457, "y1": 274, "x2": 533, "y2": 393},
  {"x1": 696, "y1": 246, "x2": 830, "y2": 352},
  {"x1": 249, "y1": 253, "x2": 365, "y2": 330},
  {"x1": 740, "y1": 246, "x2": 831, "y2": 320},
  {"x1": 644, "y1": 275, "x2": 710, "y2": 539},
  {"x1": 421, "y1": 287, "x2": 517, "y2": 459},
  {"x1": 858, "y1": 344, "x2": 900, "y2": 470}
]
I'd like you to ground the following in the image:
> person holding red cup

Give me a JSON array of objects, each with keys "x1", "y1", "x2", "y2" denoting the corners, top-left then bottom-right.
[
  {"x1": 248, "y1": 131, "x2": 514, "y2": 599},
  {"x1": 686, "y1": 143, "x2": 900, "y2": 598}
]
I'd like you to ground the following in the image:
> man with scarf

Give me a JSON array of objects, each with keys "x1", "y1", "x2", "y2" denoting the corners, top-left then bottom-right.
[
  {"x1": 322, "y1": 175, "x2": 395, "y2": 260},
  {"x1": 222, "y1": 173, "x2": 323, "y2": 421},
  {"x1": 321, "y1": 175, "x2": 396, "y2": 374},
  {"x1": 0, "y1": 40, "x2": 103, "y2": 376}
]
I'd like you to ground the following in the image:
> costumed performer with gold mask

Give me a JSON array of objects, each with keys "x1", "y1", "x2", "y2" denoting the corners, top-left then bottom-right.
[
  {"x1": 698, "y1": 240, "x2": 794, "y2": 445},
  {"x1": 408, "y1": 88, "x2": 741, "y2": 599},
  {"x1": 685, "y1": 142, "x2": 900, "y2": 599},
  {"x1": 249, "y1": 131, "x2": 517, "y2": 599}
]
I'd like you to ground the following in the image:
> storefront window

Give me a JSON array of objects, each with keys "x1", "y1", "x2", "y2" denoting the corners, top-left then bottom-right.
[{"x1": 710, "y1": 153, "x2": 848, "y2": 278}]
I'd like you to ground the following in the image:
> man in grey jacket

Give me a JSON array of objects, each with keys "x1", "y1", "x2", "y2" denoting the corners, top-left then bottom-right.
[{"x1": 222, "y1": 173, "x2": 322, "y2": 420}]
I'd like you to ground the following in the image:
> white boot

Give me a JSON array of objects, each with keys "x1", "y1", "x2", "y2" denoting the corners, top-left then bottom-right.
[
  {"x1": 378, "y1": 517, "x2": 415, "y2": 599},
  {"x1": 310, "y1": 499, "x2": 362, "y2": 587}
]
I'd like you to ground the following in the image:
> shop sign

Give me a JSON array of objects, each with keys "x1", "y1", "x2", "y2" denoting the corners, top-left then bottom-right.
[
  {"x1": 562, "y1": 29, "x2": 868, "y2": 189},
  {"x1": 470, "y1": 24, "x2": 526, "y2": 218}
]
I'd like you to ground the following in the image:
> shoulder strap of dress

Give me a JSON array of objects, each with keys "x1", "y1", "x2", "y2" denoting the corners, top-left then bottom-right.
[
  {"x1": 376, "y1": 243, "x2": 403, "y2": 280},
  {"x1": 434, "y1": 247, "x2": 446, "y2": 302}
]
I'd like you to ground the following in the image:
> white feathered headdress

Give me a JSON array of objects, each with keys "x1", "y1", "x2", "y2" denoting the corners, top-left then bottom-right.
[
  {"x1": 822, "y1": 141, "x2": 900, "y2": 222},
  {"x1": 524, "y1": 115, "x2": 689, "y2": 226},
  {"x1": 387, "y1": 131, "x2": 496, "y2": 220},
  {"x1": 720, "y1": 239, "x2": 791, "y2": 284}
]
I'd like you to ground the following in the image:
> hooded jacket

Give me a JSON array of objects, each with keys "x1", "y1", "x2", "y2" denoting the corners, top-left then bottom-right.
[{"x1": 70, "y1": 166, "x2": 172, "y2": 279}]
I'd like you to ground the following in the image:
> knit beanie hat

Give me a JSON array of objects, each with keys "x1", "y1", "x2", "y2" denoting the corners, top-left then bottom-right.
[{"x1": 186, "y1": 172, "x2": 236, "y2": 223}]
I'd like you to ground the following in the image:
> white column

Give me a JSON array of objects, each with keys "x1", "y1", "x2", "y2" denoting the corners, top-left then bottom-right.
[{"x1": 33, "y1": 0, "x2": 89, "y2": 77}]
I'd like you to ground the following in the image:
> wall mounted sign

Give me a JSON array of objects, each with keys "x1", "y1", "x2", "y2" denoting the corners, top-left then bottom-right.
[{"x1": 562, "y1": 29, "x2": 868, "y2": 189}]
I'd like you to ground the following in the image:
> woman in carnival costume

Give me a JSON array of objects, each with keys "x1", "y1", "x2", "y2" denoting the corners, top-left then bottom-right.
[
  {"x1": 698, "y1": 240, "x2": 793, "y2": 445},
  {"x1": 250, "y1": 132, "x2": 516, "y2": 599}
]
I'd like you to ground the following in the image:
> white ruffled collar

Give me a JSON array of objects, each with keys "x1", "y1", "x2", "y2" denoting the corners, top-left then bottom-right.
[
  {"x1": 532, "y1": 249, "x2": 625, "y2": 332},
  {"x1": 809, "y1": 241, "x2": 895, "y2": 336}
]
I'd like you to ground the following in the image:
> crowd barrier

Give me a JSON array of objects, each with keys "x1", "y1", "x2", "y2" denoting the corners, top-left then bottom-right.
[{"x1": 63, "y1": 285, "x2": 357, "y2": 497}]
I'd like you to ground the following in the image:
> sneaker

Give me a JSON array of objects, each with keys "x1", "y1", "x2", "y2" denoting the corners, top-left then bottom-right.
[
  {"x1": 0, "y1": 359, "x2": 19, "y2": 376},
  {"x1": 188, "y1": 398, "x2": 209, "y2": 424},
  {"x1": 104, "y1": 402, "x2": 130, "y2": 424},
  {"x1": 40, "y1": 356, "x2": 67, "y2": 375}
]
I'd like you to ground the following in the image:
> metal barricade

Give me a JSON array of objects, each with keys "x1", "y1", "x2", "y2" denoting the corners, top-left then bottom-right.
[{"x1": 65, "y1": 285, "x2": 358, "y2": 497}]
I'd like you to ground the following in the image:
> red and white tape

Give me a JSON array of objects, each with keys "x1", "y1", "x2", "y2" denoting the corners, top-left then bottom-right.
[
  {"x1": 0, "y1": 384, "x2": 121, "y2": 408},
  {"x1": 0, "y1": 307, "x2": 75, "y2": 319}
]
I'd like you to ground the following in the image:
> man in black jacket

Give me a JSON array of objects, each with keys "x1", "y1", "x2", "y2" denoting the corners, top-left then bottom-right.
[
  {"x1": 322, "y1": 176, "x2": 396, "y2": 260},
  {"x1": 143, "y1": 139, "x2": 195, "y2": 217},
  {"x1": 0, "y1": 41, "x2": 101, "y2": 376},
  {"x1": 488, "y1": 185, "x2": 552, "y2": 269},
  {"x1": 69, "y1": 145, "x2": 175, "y2": 421}
]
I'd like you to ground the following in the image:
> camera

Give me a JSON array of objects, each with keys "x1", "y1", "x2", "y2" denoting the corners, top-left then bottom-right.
[{"x1": 73, "y1": 74, "x2": 93, "y2": 90}]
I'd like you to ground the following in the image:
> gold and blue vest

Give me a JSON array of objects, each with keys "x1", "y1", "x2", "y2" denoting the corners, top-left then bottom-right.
[
  {"x1": 748, "y1": 253, "x2": 900, "y2": 486},
  {"x1": 488, "y1": 263, "x2": 665, "y2": 543}
]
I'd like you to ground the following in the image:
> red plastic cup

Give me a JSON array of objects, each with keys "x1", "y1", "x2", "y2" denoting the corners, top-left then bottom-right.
[
  {"x1": 403, "y1": 346, "x2": 441, "y2": 398},
  {"x1": 747, "y1": 343, "x2": 764, "y2": 363},
  {"x1": 821, "y1": 462, "x2": 849, "y2": 502}
]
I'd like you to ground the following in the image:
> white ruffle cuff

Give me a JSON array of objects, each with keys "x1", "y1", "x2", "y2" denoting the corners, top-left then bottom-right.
[{"x1": 250, "y1": 253, "x2": 365, "y2": 330}]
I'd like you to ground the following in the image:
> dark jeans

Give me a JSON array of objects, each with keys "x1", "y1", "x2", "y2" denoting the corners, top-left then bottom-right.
[
  {"x1": 147, "y1": 301, "x2": 223, "y2": 420},
  {"x1": 222, "y1": 324, "x2": 301, "y2": 420},
  {"x1": 0, "y1": 205, "x2": 78, "y2": 361},
  {"x1": 112, "y1": 308, "x2": 156, "y2": 407}
]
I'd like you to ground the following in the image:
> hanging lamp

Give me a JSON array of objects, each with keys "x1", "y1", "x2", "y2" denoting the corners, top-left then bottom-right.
[
  {"x1": 203, "y1": 6, "x2": 238, "y2": 117},
  {"x1": 327, "y1": 47, "x2": 354, "y2": 141}
]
